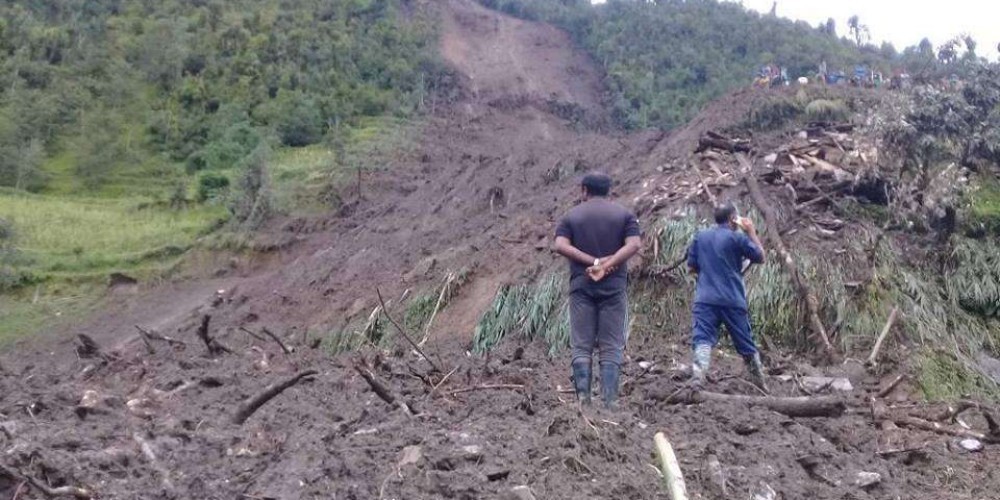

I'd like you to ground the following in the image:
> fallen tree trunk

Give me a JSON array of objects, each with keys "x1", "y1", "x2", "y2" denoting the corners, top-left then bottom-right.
[
  {"x1": 736, "y1": 153, "x2": 836, "y2": 360},
  {"x1": 232, "y1": 370, "x2": 317, "y2": 425},
  {"x1": 886, "y1": 414, "x2": 1000, "y2": 444},
  {"x1": 660, "y1": 390, "x2": 846, "y2": 418}
]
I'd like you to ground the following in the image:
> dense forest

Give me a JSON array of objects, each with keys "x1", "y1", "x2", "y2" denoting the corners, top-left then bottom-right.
[
  {"x1": 478, "y1": 0, "x2": 988, "y2": 129},
  {"x1": 0, "y1": 0, "x2": 445, "y2": 192}
]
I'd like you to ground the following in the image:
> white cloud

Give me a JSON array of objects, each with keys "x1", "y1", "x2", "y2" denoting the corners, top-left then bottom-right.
[
  {"x1": 731, "y1": 0, "x2": 998, "y2": 60},
  {"x1": 586, "y1": 0, "x2": 998, "y2": 61}
]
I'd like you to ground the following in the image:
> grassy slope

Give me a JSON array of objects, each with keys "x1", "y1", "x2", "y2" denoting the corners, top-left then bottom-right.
[{"x1": 0, "y1": 117, "x2": 416, "y2": 343}]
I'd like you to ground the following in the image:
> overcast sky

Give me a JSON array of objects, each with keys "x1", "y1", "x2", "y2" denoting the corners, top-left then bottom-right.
[{"x1": 592, "y1": 0, "x2": 999, "y2": 60}]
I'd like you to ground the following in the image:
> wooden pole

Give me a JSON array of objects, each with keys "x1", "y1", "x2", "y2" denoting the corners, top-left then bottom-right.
[{"x1": 653, "y1": 432, "x2": 689, "y2": 500}]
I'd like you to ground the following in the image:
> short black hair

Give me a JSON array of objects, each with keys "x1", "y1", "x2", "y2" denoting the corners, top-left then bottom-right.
[
  {"x1": 714, "y1": 203, "x2": 737, "y2": 224},
  {"x1": 581, "y1": 173, "x2": 612, "y2": 197}
]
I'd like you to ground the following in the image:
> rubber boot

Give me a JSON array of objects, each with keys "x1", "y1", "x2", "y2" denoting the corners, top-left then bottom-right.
[
  {"x1": 571, "y1": 359, "x2": 592, "y2": 405},
  {"x1": 743, "y1": 352, "x2": 769, "y2": 394},
  {"x1": 691, "y1": 344, "x2": 712, "y2": 388},
  {"x1": 599, "y1": 362, "x2": 621, "y2": 409}
]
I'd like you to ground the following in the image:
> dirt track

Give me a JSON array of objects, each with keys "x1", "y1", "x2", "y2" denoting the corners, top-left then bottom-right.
[{"x1": 2, "y1": 1, "x2": 1000, "y2": 499}]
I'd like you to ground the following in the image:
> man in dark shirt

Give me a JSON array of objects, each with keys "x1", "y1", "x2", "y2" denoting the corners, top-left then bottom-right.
[
  {"x1": 687, "y1": 202, "x2": 768, "y2": 392},
  {"x1": 554, "y1": 173, "x2": 642, "y2": 408}
]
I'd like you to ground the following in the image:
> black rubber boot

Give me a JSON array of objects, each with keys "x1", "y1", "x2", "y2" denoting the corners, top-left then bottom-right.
[
  {"x1": 571, "y1": 359, "x2": 592, "y2": 405},
  {"x1": 599, "y1": 362, "x2": 621, "y2": 409},
  {"x1": 743, "y1": 352, "x2": 769, "y2": 394}
]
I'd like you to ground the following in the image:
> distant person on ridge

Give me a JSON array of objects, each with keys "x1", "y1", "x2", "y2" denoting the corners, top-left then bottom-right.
[
  {"x1": 687, "y1": 202, "x2": 768, "y2": 392},
  {"x1": 553, "y1": 173, "x2": 642, "y2": 409}
]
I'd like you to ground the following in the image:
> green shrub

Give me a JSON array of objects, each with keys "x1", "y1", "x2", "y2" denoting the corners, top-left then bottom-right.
[
  {"x1": 747, "y1": 96, "x2": 802, "y2": 131},
  {"x1": 197, "y1": 173, "x2": 230, "y2": 202},
  {"x1": 805, "y1": 99, "x2": 850, "y2": 123}
]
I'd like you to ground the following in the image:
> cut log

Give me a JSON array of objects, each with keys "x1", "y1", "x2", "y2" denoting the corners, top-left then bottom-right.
[
  {"x1": 231, "y1": 370, "x2": 317, "y2": 425},
  {"x1": 736, "y1": 153, "x2": 836, "y2": 360},
  {"x1": 653, "y1": 432, "x2": 689, "y2": 500},
  {"x1": 659, "y1": 390, "x2": 846, "y2": 418}
]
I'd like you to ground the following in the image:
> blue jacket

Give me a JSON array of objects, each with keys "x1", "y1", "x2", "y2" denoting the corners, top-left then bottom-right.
[{"x1": 687, "y1": 224, "x2": 763, "y2": 309}]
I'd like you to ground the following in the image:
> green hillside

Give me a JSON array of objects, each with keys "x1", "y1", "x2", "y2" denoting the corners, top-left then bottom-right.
[{"x1": 478, "y1": 0, "x2": 982, "y2": 130}]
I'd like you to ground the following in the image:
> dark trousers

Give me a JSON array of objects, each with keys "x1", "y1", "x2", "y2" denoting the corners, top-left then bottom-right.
[
  {"x1": 570, "y1": 287, "x2": 628, "y2": 366},
  {"x1": 691, "y1": 303, "x2": 757, "y2": 356}
]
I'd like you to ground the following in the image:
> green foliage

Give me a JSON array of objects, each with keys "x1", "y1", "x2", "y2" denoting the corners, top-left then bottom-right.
[
  {"x1": 804, "y1": 99, "x2": 849, "y2": 123},
  {"x1": 0, "y1": 217, "x2": 30, "y2": 291},
  {"x1": 0, "y1": 188, "x2": 224, "y2": 282},
  {"x1": 404, "y1": 294, "x2": 437, "y2": 333},
  {"x1": 196, "y1": 172, "x2": 230, "y2": 202},
  {"x1": 918, "y1": 350, "x2": 995, "y2": 401},
  {"x1": 967, "y1": 179, "x2": 1000, "y2": 236},
  {"x1": 948, "y1": 238, "x2": 1000, "y2": 318},
  {"x1": 229, "y1": 146, "x2": 272, "y2": 230},
  {"x1": 478, "y1": 0, "x2": 899, "y2": 130},
  {"x1": 747, "y1": 96, "x2": 803, "y2": 131},
  {"x1": 0, "y1": 0, "x2": 444, "y2": 192},
  {"x1": 472, "y1": 272, "x2": 568, "y2": 355}
]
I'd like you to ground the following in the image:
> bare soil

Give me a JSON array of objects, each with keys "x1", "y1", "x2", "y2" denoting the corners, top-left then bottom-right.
[{"x1": 2, "y1": 1, "x2": 999, "y2": 499}]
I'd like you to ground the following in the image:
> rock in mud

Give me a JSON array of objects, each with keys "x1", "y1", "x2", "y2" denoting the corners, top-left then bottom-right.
[
  {"x1": 855, "y1": 471, "x2": 882, "y2": 489},
  {"x1": 959, "y1": 439, "x2": 983, "y2": 452},
  {"x1": 801, "y1": 376, "x2": 854, "y2": 392},
  {"x1": 507, "y1": 485, "x2": 537, "y2": 500},
  {"x1": 399, "y1": 445, "x2": 424, "y2": 467},
  {"x1": 79, "y1": 390, "x2": 101, "y2": 408}
]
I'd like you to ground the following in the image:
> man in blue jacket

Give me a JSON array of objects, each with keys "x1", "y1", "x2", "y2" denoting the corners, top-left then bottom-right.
[{"x1": 687, "y1": 203, "x2": 768, "y2": 392}]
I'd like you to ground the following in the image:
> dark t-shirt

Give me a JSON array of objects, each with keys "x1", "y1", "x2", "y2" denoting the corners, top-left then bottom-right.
[
  {"x1": 555, "y1": 199, "x2": 641, "y2": 292},
  {"x1": 687, "y1": 224, "x2": 764, "y2": 309}
]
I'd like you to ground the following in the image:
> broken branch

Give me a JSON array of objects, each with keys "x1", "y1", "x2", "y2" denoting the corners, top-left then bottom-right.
[
  {"x1": 375, "y1": 288, "x2": 442, "y2": 373},
  {"x1": 886, "y1": 415, "x2": 1000, "y2": 444},
  {"x1": 876, "y1": 374, "x2": 907, "y2": 399},
  {"x1": 135, "y1": 325, "x2": 186, "y2": 348},
  {"x1": 132, "y1": 432, "x2": 176, "y2": 494},
  {"x1": 353, "y1": 361, "x2": 414, "y2": 415},
  {"x1": 446, "y1": 384, "x2": 525, "y2": 396},
  {"x1": 238, "y1": 326, "x2": 267, "y2": 342},
  {"x1": 261, "y1": 327, "x2": 292, "y2": 355},
  {"x1": 866, "y1": 307, "x2": 900, "y2": 368},
  {"x1": 737, "y1": 153, "x2": 836, "y2": 360},
  {"x1": 0, "y1": 463, "x2": 93, "y2": 499},
  {"x1": 195, "y1": 315, "x2": 232, "y2": 356},
  {"x1": 232, "y1": 370, "x2": 318, "y2": 425}
]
